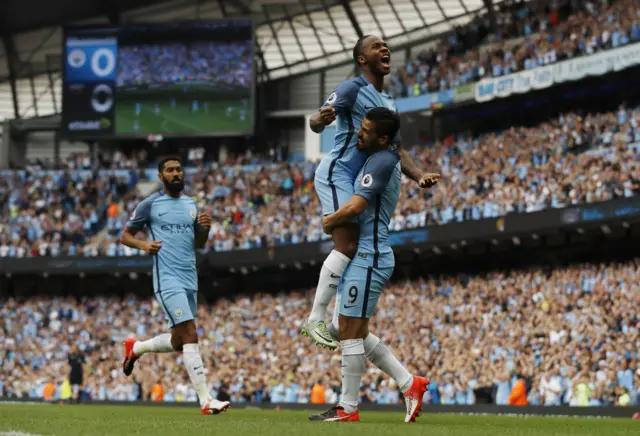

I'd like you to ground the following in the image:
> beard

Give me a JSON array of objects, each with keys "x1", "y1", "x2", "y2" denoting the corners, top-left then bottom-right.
[{"x1": 163, "y1": 178, "x2": 184, "y2": 194}]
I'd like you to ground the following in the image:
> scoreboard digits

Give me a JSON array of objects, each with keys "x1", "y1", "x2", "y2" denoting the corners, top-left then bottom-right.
[{"x1": 63, "y1": 38, "x2": 117, "y2": 137}]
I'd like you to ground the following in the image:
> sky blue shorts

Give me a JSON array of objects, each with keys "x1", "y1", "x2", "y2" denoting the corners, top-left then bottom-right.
[
  {"x1": 337, "y1": 264, "x2": 393, "y2": 319},
  {"x1": 155, "y1": 288, "x2": 197, "y2": 328},
  {"x1": 314, "y1": 162, "x2": 355, "y2": 217}
]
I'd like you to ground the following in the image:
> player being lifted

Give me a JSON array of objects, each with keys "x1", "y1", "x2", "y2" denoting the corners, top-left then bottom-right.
[
  {"x1": 119, "y1": 157, "x2": 230, "y2": 415},
  {"x1": 310, "y1": 108, "x2": 427, "y2": 423},
  {"x1": 302, "y1": 35, "x2": 440, "y2": 349}
]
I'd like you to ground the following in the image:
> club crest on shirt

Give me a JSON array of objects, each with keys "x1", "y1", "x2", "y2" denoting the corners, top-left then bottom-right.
[
  {"x1": 190, "y1": 208, "x2": 197, "y2": 219},
  {"x1": 361, "y1": 174, "x2": 373, "y2": 187},
  {"x1": 175, "y1": 308, "x2": 183, "y2": 318}
]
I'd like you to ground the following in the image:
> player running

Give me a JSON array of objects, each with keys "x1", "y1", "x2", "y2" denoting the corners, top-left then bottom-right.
[
  {"x1": 309, "y1": 108, "x2": 427, "y2": 423},
  {"x1": 302, "y1": 34, "x2": 440, "y2": 349},
  {"x1": 119, "y1": 157, "x2": 230, "y2": 415}
]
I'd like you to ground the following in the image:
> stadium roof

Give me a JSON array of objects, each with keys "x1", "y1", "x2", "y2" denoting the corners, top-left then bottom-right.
[{"x1": 0, "y1": 0, "x2": 491, "y2": 120}]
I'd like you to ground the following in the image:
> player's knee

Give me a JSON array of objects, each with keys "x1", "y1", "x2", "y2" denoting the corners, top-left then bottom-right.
[
  {"x1": 181, "y1": 320, "x2": 198, "y2": 344},
  {"x1": 171, "y1": 320, "x2": 197, "y2": 350},
  {"x1": 170, "y1": 334, "x2": 184, "y2": 352},
  {"x1": 334, "y1": 241, "x2": 358, "y2": 259},
  {"x1": 339, "y1": 315, "x2": 367, "y2": 340},
  {"x1": 344, "y1": 243, "x2": 358, "y2": 259},
  {"x1": 332, "y1": 225, "x2": 359, "y2": 259}
]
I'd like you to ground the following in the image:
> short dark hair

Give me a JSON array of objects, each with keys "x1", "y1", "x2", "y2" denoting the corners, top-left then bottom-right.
[
  {"x1": 365, "y1": 107, "x2": 400, "y2": 142},
  {"x1": 158, "y1": 156, "x2": 182, "y2": 173},
  {"x1": 352, "y1": 35, "x2": 374, "y2": 68}
]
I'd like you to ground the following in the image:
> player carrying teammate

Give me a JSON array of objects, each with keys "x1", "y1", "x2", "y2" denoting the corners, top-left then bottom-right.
[
  {"x1": 309, "y1": 107, "x2": 427, "y2": 423},
  {"x1": 119, "y1": 157, "x2": 230, "y2": 415},
  {"x1": 302, "y1": 35, "x2": 440, "y2": 349}
]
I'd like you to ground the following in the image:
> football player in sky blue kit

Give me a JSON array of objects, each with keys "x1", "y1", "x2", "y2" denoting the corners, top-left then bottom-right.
[
  {"x1": 303, "y1": 35, "x2": 440, "y2": 349},
  {"x1": 310, "y1": 108, "x2": 427, "y2": 423},
  {"x1": 119, "y1": 156, "x2": 230, "y2": 415}
]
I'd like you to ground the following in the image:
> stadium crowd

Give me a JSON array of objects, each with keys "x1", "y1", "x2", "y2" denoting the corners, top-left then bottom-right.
[
  {"x1": 1, "y1": 260, "x2": 639, "y2": 406},
  {"x1": 6, "y1": 102, "x2": 638, "y2": 257},
  {"x1": 387, "y1": 0, "x2": 640, "y2": 97},
  {"x1": 117, "y1": 41, "x2": 252, "y2": 88}
]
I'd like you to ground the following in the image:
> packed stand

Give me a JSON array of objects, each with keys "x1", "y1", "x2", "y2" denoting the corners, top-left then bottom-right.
[
  {"x1": 3, "y1": 104, "x2": 640, "y2": 257},
  {"x1": 117, "y1": 42, "x2": 252, "y2": 89},
  {"x1": 1, "y1": 260, "x2": 639, "y2": 406},
  {"x1": 388, "y1": 0, "x2": 640, "y2": 97},
  {"x1": 0, "y1": 170, "x2": 136, "y2": 258},
  {"x1": 115, "y1": 104, "x2": 640, "y2": 253}
]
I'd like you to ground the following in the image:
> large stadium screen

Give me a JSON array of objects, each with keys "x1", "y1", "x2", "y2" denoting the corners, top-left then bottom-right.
[{"x1": 62, "y1": 20, "x2": 254, "y2": 138}]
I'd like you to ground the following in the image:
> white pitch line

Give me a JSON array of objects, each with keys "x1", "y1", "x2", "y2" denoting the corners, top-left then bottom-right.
[{"x1": 0, "y1": 432, "x2": 49, "y2": 436}]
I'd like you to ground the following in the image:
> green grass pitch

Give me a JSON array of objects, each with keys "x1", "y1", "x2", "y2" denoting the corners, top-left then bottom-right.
[
  {"x1": 115, "y1": 84, "x2": 252, "y2": 135},
  {"x1": 1, "y1": 404, "x2": 638, "y2": 436}
]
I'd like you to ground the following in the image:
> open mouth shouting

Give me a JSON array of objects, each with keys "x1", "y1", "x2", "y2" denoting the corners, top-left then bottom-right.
[{"x1": 380, "y1": 53, "x2": 391, "y2": 71}]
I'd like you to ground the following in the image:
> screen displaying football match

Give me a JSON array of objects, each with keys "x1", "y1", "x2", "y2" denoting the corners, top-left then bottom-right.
[{"x1": 62, "y1": 21, "x2": 254, "y2": 138}]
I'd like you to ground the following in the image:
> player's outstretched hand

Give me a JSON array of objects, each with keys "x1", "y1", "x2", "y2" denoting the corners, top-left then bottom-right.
[
  {"x1": 145, "y1": 240, "x2": 162, "y2": 255},
  {"x1": 418, "y1": 172, "x2": 440, "y2": 189},
  {"x1": 318, "y1": 106, "x2": 336, "y2": 125},
  {"x1": 197, "y1": 212, "x2": 212, "y2": 229}
]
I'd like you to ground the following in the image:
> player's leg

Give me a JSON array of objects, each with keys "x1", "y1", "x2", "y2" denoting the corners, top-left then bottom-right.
[
  {"x1": 364, "y1": 331, "x2": 428, "y2": 422},
  {"x1": 171, "y1": 288, "x2": 230, "y2": 414},
  {"x1": 302, "y1": 174, "x2": 358, "y2": 349},
  {"x1": 310, "y1": 264, "x2": 375, "y2": 422},
  {"x1": 122, "y1": 290, "x2": 177, "y2": 376}
]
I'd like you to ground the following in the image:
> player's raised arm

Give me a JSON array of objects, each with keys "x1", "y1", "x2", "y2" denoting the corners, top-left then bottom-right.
[
  {"x1": 397, "y1": 148, "x2": 440, "y2": 189},
  {"x1": 309, "y1": 107, "x2": 336, "y2": 134},
  {"x1": 194, "y1": 211, "x2": 212, "y2": 249},
  {"x1": 120, "y1": 199, "x2": 162, "y2": 255},
  {"x1": 309, "y1": 80, "x2": 359, "y2": 134},
  {"x1": 391, "y1": 104, "x2": 440, "y2": 188}
]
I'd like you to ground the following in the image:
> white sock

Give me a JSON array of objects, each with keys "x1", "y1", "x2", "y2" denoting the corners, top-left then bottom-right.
[
  {"x1": 308, "y1": 250, "x2": 350, "y2": 323},
  {"x1": 330, "y1": 296, "x2": 340, "y2": 333},
  {"x1": 364, "y1": 333, "x2": 413, "y2": 393},
  {"x1": 338, "y1": 338, "x2": 365, "y2": 413},
  {"x1": 133, "y1": 333, "x2": 174, "y2": 356},
  {"x1": 183, "y1": 343, "x2": 210, "y2": 407}
]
